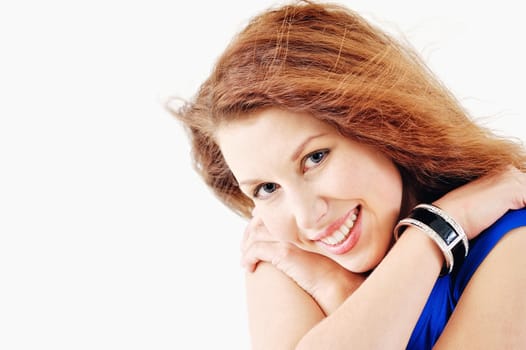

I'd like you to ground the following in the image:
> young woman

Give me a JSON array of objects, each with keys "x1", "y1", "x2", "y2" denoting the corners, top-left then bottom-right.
[{"x1": 170, "y1": 1, "x2": 526, "y2": 348}]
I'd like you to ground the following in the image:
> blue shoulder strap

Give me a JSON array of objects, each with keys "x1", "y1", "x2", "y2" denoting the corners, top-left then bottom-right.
[
  {"x1": 453, "y1": 208, "x2": 526, "y2": 300},
  {"x1": 407, "y1": 208, "x2": 526, "y2": 350}
]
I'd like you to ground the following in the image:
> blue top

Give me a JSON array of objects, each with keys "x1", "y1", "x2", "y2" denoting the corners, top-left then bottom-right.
[{"x1": 407, "y1": 208, "x2": 526, "y2": 349}]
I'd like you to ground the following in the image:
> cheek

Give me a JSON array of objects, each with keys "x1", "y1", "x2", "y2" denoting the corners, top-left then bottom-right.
[
  {"x1": 257, "y1": 205, "x2": 296, "y2": 242},
  {"x1": 321, "y1": 162, "x2": 361, "y2": 195}
]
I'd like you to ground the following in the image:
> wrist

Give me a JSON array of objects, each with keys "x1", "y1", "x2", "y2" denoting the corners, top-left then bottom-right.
[
  {"x1": 394, "y1": 203, "x2": 469, "y2": 274},
  {"x1": 396, "y1": 226, "x2": 444, "y2": 274},
  {"x1": 432, "y1": 198, "x2": 472, "y2": 239}
]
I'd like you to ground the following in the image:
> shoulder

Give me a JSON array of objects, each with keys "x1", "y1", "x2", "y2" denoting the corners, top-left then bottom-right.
[{"x1": 434, "y1": 224, "x2": 526, "y2": 349}]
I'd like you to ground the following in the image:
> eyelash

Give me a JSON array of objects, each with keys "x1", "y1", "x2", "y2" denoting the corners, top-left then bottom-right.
[
  {"x1": 252, "y1": 183, "x2": 278, "y2": 198},
  {"x1": 303, "y1": 149, "x2": 330, "y2": 172},
  {"x1": 252, "y1": 149, "x2": 330, "y2": 199}
]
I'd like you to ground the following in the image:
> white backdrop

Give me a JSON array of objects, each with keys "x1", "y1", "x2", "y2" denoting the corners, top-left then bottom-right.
[{"x1": 1, "y1": 1, "x2": 524, "y2": 349}]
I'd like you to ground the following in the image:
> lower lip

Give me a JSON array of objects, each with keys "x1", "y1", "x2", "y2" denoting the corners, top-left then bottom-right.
[{"x1": 319, "y1": 209, "x2": 362, "y2": 255}]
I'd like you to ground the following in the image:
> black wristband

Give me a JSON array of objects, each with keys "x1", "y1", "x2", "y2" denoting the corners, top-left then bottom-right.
[{"x1": 394, "y1": 204, "x2": 469, "y2": 275}]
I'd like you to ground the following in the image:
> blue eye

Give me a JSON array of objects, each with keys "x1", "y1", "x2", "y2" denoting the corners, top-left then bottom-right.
[
  {"x1": 253, "y1": 182, "x2": 279, "y2": 199},
  {"x1": 303, "y1": 149, "x2": 329, "y2": 171}
]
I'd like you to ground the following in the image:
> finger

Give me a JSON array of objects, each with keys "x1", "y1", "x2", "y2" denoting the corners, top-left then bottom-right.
[
  {"x1": 242, "y1": 239, "x2": 326, "y2": 278},
  {"x1": 240, "y1": 217, "x2": 260, "y2": 251},
  {"x1": 241, "y1": 240, "x2": 292, "y2": 272},
  {"x1": 241, "y1": 217, "x2": 273, "y2": 252}
]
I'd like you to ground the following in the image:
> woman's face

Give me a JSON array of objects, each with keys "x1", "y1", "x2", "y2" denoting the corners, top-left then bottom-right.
[{"x1": 216, "y1": 109, "x2": 403, "y2": 272}]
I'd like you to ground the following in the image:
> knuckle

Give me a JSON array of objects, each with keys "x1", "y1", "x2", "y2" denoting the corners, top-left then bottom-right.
[{"x1": 275, "y1": 242, "x2": 296, "y2": 260}]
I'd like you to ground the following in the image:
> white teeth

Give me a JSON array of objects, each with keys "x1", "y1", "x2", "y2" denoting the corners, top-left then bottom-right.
[
  {"x1": 320, "y1": 210, "x2": 358, "y2": 246},
  {"x1": 326, "y1": 236, "x2": 338, "y2": 245},
  {"x1": 333, "y1": 230, "x2": 346, "y2": 242}
]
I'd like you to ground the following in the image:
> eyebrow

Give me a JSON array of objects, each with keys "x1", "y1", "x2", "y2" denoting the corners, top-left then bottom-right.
[
  {"x1": 238, "y1": 133, "x2": 327, "y2": 187},
  {"x1": 291, "y1": 133, "x2": 327, "y2": 161},
  {"x1": 239, "y1": 178, "x2": 259, "y2": 186}
]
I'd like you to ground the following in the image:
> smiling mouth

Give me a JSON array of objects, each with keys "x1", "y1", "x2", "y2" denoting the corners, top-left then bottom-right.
[{"x1": 319, "y1": 207, "x2": 359, "y2": 246}]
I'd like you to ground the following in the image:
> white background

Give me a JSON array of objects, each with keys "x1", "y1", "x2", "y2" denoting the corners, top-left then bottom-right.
[{"x1": 1, "y1": 1, "x2": 525, "y2": 349}]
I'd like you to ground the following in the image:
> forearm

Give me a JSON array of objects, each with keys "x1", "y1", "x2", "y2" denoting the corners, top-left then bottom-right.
[
  {"x1": 297, "y1": 228, "x2": 443, "y2": 349},
  {"x1": 246, "y1": 256, "x2": 366, "y2": 349},
  {"x1": 245, "y1": 262, "x2": 325, "y2": 350},
  {"x1": 246, "y1": 228, "x2": 443, "y2": 349}
]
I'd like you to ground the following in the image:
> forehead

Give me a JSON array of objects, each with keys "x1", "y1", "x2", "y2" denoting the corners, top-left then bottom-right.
[
  {"x1": 216, "y1": 109, "x2": 332, "y2": 144},
  {"x1": 215, "y1": 109, "x2": 335, "y2": 176}
]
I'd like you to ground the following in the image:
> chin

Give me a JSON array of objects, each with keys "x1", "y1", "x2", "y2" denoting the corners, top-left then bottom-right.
[{"x1": 342, "y1": 251, "x2": 385, "y2": 274}]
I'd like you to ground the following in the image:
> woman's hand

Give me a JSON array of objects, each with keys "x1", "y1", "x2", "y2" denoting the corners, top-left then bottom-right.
[
  {"x1": 434, "y1": 166, "x2": 526, "y2": 240},
  {"x1": 241, "y1": 216, "x2": 364, "y2": 315}
]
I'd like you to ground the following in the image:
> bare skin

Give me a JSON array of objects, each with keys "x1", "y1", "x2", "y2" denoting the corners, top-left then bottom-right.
[{"x1": 216, "y1": 109, "x2": 526, "y2": 349}]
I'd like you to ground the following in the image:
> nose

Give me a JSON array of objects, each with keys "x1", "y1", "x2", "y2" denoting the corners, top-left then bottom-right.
[{"x1": 287, "y1": 189, "x2": 328, "y2": 235}]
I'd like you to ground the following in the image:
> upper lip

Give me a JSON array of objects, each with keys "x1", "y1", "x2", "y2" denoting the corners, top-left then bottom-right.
[{"x1": 311, "y1": 208, "x2": 355, "y2": 241}]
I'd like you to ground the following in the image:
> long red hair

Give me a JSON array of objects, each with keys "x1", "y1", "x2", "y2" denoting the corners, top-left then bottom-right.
[{"x1": 170, "y1": 0, "x2": 526, "y2": 218}]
